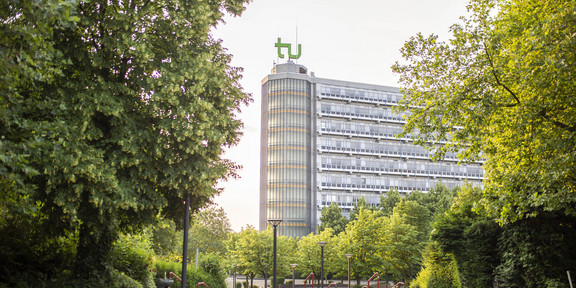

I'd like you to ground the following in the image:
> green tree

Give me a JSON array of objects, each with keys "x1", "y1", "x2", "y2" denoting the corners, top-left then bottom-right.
[
  {"x1": 392, "y1": 0, "x2": 576, "y2": 224},
  {"x1": 385, "y1": 201, "x2": 429, "y2": 281},
  {"x1": 340, "y1": 208, "x2": 387, "y2": 284},
  {"x1": 349, "y1": 197, "x2": 373, "y2": 222},
  {"x1": 494, "y1": 214, "x2": 576, "y2": 288},
  {"x1": 1, "y1": 0, "x2": 251, "y2": 285},
  {"x1": 432, "y1": 185, "x2": 500, "y2": 288},
  {"x1": 412, "y1": 243, "x2": 461, "y2": 288},
  {"x1": 228, "y1": 226, "x2": 294, "y2": 287},
  {"x1": 293, "y1": 229, "x2": 339, "y2": 284},
  {"x1": 189, "y1": 205, "x2": 233, "y2": 261},
  {"x1": 318, "y1": 203, "x2": 349, "y2": 235},
  {"x1": 380, "y1": 189, "x2": 402, "y2": 217}
]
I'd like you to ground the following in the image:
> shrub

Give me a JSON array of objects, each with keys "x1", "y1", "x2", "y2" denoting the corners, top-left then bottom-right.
[
  {"x1": 155, "y1": 259, "x2": 227, "y2": 288},
  {"x1": 110, "y1": 269, "x2": 144, "y2": 288},
  {"x1": 111, "y1": 232, "x2": 156, "y2": 288}
]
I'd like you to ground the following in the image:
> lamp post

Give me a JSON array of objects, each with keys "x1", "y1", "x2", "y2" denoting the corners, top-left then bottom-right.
[
  {"x1": 290, "y1": 264, "x2": 298, "y2": 288},
  {"x1": 181, "y1": 194, "x2": 191, "y2": 288},
  {"x1": 264, "y1": 265, "x2": 268, "y2": 288},
  {"x1": 268, "y1": 219, "x2": 283, "y2": 288},
  {"x1": 317, "y1": 241, "x2": 328, "y2": 288},
  {"x1": 345, "y1": 254, "x2": 353, "y2": 288}
]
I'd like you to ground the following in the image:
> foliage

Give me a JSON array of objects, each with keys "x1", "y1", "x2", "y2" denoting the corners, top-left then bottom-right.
[
  {"x1": 110, "y1": 269, "x2": 144, "y2": 288},
  {"x1": 151, "y1": 218, "x2": 181, "y2": 257},
  {"x1": 226, "y1": 226, "x2": 295, "y2": 284},
  {"x1": 111, "y1": 232, "x2": 156, "y2": 288},
  {"x1": 1, "y1": 0, "x2": 251, "y2": 284},
  {"x1": 432, "y1": 185, "x2": 500, "y2": 288},
  {"x1": 392, "y1": 0, "x2": 576, "y2": 224},
  {"x1": 189, "y1": 204, "x2": 233, "y2": 260},
  {"x1": 380, "y1": 189, "x2": 402, "y2": 217},
  {"x1": 318, "y1": 202, "x2": 349, "y2": 235},
  {"x1": 155, "y1": 258, "x2": 227, "y2": 288},
  {"x1": 200, "y1": 253, "x2": 227, "y2": 281},
  {"x1": 293, "y1": 228, "x2": 339, "y2": 283},
  {"x1": 386, "y1": 201, "x2": 429, "y2": 280},
  {"x1": 411, "y1": 243, "x2": 461, "y2": 288},
  {"x1": 0, "y1": 191, "x2": 77, "y2": 286},
  {"x1": 339, "y1": 208, "x2": 387, "y2": 282},
  {"x1": 349, "y1": 197, "x2": 374, "y2": 222},
  {"x1": 494, "y1": 213, "x2": 576, "y2": 288}
]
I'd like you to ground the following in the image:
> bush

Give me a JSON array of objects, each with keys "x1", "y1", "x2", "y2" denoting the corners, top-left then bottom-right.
[
  {"x1": 111, "y1": 232, "x2": 156, "y2": 288},
  {"x1": 110, "y1": 269, "x2": 144, "y2": 288},
  {"x1": 155, "y1": 259, "x2": 227, "y2": 288},
  {"x1": 411, "y1": 243, "x2": 461, "y2": 288}
]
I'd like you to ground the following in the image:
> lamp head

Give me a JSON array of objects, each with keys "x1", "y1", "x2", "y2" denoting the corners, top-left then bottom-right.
[
  {"x1": 268, "y1": 219, "x2": 283, "y2": 227},
  {"x1": 317, "y1": 241, "x2": 328, "y2": 247},
  {"x1": 345, "y1": 254, "x2": 353, "y2": 259}
]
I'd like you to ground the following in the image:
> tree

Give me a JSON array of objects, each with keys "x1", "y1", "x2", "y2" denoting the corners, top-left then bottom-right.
[
  {"x1": 293, "y1": 229, "x2": 343, "y2": 284},
  {"x1": 349, "y1": 196, "x2": 373, "y2": 222},
  {"x1": 392, "y1": 0, "x2": 576, "y2": 224},
  {"x1": 494, "y1": 213, "x2": 576, "y2": 288},
  {"x1": 432, "y1": 185, "x2": 500, "y2": 288},
  {"x1": 318, "y1": 203, "x2": 349, "y2": 235},
  {"x1": 412, "y1": 243, "x2": 461, "y2": 288},
  {"x1": 339, "y1": 208, "x2": 387, "y2": 284},
  {"x1": 380, "y1": 189, "x2": 402, "y2": 217},
  {"x1": 189, "y1": 205, "x2": 233, "y2": 260},
  {"x1": 1, "y1": 0, "x2": 251, "y2": 285},
  {"x1": 384, "y1": 200, "x2": 430, "y2": 281},
  {"x1": 227, "y1": 226, "x2": 295, "y2": 287}
]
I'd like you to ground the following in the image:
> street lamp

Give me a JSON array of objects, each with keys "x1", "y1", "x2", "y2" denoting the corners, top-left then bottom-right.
[
  {"x1": 345, "y1": 254, "x2": 353, "y2": 288},
  {"x1": 317, "y1": 241, "x2": 328, "y2": 288},
  {"x1": 264, "y1": 265, "x2": 268, "y2": 288},
  {"x1": 290, "y1": 264, "x2": 298, "y2": 288},
  {"x1": 269, "y1": 219, "x2": 283, "y2": 288}
]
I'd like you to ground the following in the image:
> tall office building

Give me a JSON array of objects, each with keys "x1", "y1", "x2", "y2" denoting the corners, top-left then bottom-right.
[{"x1": 259, "y1": 61, "x2": 484, "y2": 238}]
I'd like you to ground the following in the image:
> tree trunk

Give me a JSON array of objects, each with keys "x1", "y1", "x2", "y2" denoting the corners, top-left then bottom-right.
[{"x1": 73, "y1": 191, "x2": 117, "y2": 286}]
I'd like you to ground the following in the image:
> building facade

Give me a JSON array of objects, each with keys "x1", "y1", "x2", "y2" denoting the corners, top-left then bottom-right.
[{"x1": 260, "y1": 61, "x2": 484, "y2": 238}]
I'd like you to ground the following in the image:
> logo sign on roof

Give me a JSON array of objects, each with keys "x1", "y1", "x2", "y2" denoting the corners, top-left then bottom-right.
[{"x1": 275, "y1": 37, "x2": 301, "y2": 59}]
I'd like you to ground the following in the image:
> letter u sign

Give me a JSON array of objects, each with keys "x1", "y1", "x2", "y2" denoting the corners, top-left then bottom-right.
[{"x1": 275, "y1": 38, "x2": 301, "y2": 59}]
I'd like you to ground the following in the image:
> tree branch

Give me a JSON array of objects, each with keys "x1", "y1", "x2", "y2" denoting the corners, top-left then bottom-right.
[
  {"x1": 483, "y1": 42, "x2": 521, "y2": 106},
  {"x1": 538, "y1": 109, "x2": 576, "y2": 133}
]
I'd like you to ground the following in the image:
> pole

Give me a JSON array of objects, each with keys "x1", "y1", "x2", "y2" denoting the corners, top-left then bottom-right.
[
  {"x1": 273, "y1": 225, "x2": 278, "y2": 288},
  {"x1": 568, "y1": 271, "x2": 574, "y2": 288},
  {"x1": 347, "y1": 257, "x2": 351, "y2": 288},
  {"x1": 234, "y1": 266, "x2": 237, "y2": 288},
  {"x1": 195, "y1": 247, "x2": 199, "y2": 270},
  {"x1": 320, "y1": 246, "x2": 324, "y2": 288},
  {"x1": 292, "y1": 267, "x2": 296, "y2": 288},
  {"x1": 182, "y1": 193, "x2": 190, "y2": 288},
  {"x1": 265, "y1": 267, "x2": 268, "y2": 288}
]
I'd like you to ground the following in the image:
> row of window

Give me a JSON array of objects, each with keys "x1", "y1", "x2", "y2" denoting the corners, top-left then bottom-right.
[
  {"x1": 319, "y1": 164, "x2": 483, "y2": 179},
  {"x1": 319, "y1": 192, "x2": 382, "y2": 208},
  {"x1": 269, "y1": 130, "x2": 310, "y2": 146},
  {"x1": 268, "y1": 110, "x2": 310, "y2": 129},
  {"x1": 318, "y1": 180, "x2": 482, "y2": 194},
  {"x1": 318, "y1": 173, "x2": 476, "y2": 185},
  {"x1": 318, "y1": 85, "x2": 402, "y2": 105},
  {"x1": 319, "y1": 103, "x2": 405, "y2": 123},
  {"x1": 319, "y1": 119, "x2": 413, "y2": 138},
  {"x1": 317, "y1": 137, "x2": 462, "y2": 162},
  {"x1": 318, "y1": 155, "x2": 483, "y2": 176},
  {"x1": 267, "y1": 148, "x2": 309, "y2": 165}
]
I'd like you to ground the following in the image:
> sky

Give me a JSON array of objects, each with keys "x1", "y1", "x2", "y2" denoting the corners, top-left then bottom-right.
[{"x1": 211, "y1": 0, "x2": 470, "y2": 232}]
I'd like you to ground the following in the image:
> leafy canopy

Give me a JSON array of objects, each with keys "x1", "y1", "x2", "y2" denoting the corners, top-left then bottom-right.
[
  {"x1": 1, "y1": 0, "x2": 251, "y2": 284},
  {"x1": 392, "y1": 0, "x2": 576, "y2": 223}
]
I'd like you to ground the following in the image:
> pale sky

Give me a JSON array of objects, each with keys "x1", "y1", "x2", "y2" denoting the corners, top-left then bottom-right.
[{"x1": 211, "y1": 0, "x2": 470, "y2": 232}]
